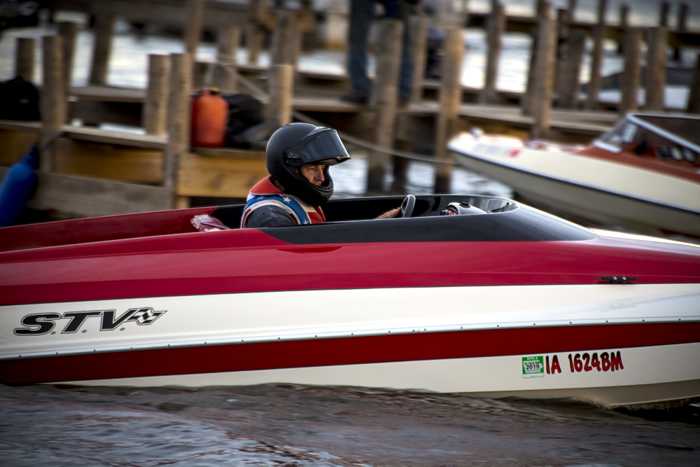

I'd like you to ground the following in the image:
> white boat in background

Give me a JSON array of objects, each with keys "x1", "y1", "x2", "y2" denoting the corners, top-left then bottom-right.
[{"x1": 448, "y1": 113, "x2": 700, "y2": 238}]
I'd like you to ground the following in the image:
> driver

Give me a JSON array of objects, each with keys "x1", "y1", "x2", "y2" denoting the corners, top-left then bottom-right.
[{"x1": 241, "y1": 122, "x2": 399, "y2": 227}]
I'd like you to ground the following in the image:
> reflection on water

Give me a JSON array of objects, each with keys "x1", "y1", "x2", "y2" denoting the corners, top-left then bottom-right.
[{"x1": 1, "y1": 383, "x2": 698, "y2": 466}]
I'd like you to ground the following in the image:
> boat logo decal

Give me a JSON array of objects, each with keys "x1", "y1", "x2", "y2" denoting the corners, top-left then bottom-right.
[
  {"x1": 521, "y1": 352, "x2": 624, "y2": 377},
  {"x1": 13, "y1": 307, "x2": 168, "y2": 336}
]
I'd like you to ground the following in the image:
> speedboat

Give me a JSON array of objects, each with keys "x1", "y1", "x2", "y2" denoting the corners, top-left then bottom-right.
[
  {"x1": 0, "y1": 194, "x2": 699, "y2": 408},
  {"x1": 448, "y1": 113, "x2": 700, "y2": 238}
]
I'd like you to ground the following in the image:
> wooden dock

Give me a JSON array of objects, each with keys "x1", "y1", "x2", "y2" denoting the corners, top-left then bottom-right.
[{"x1": 1, "y1": 0, "x2": 699, "y2": 220}]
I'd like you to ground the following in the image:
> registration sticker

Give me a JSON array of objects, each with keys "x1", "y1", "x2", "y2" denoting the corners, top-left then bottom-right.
[{"x1": 521, "y1": 356, "x2": 545, "y2": 378}]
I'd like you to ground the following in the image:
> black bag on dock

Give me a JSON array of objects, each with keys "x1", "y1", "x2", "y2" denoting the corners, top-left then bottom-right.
[
  {"x1": 222, "y1": 93, "x2": 265, "y2": 149},
  {"x1": 0, "y1": 76, "x2": 40, "y2": 121}
]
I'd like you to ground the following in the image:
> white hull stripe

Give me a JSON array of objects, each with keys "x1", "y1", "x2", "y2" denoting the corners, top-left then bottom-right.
[{"x1": 2, "y1": 284, "x2": 699, "y2": 360}]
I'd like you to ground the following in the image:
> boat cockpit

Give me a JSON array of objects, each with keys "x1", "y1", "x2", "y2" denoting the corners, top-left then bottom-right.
[{"x1": 594, "y1": 113, "x2": 700, "y2": 167}]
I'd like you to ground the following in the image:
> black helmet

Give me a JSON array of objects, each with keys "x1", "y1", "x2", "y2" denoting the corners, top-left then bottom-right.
[{"x1": 266, "y1": 122, "x2": 351, "y2": 206}]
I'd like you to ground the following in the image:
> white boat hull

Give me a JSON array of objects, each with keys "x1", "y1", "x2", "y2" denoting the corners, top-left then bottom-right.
[{"x1": 448, "y1": 133, "x2": 700, "y2": 237}]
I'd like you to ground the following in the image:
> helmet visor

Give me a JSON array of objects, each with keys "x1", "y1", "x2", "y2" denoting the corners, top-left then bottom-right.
[{"x1": 284, "y1": 128, "x2": 351, "y2": 167}]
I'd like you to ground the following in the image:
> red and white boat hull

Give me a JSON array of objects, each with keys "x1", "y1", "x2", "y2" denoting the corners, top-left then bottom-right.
[{"x1": 3, "y1": 284, "x2": 699, "y2": 407}]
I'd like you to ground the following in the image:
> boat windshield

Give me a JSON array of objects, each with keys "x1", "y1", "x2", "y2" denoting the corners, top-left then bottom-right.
[{"x1": 596, "y1": 114, "x2": 700, "y2": 166}]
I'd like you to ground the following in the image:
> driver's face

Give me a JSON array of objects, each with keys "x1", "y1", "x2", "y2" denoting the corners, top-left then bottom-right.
[{"x1": 301, "y1": 163, "x2": 327, "y2": 187}]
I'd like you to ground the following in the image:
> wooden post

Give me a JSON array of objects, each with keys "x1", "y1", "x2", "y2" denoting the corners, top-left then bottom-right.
[
  {"x1": 266, "y1": 64, "x2": 294, "y2": 128},
  {"x1": 214, "y1": 26, "x2": 240, "y2": 93},
  {"x1": 620, "y1": 27, "x2": 641, "y2": 114},
  {"x1": 658, "y1": 1, "x2": 670, "y2": 27},
  {"x1": 645, "y1": 27, "x2": 667, "y2": 110},
  {"x1": 567, "y1": 0, "x2": 577, "y2": 21},
  {"x1": 144, "y1": 54, "x2": 170, "y2": 136},
  {"x1": 532, "y1": 4, "x2": 556, "y2": 139},
  {"x1": 556, "y1": 28, "x2": 585, "y2": 108},
  {"x1": 246, "y1": 24, "x2": 263, "y2": 66},
  {"x1": 89, "y1": 14, "x2": 115, "y2": 85},
  {"x1": 193, "y1": 61, "x2": 212, "y2": 89},
  {"x1": 165, "y1": 53, "x2": 192, "y2": 203},
  {"x1": 433, "y1": 27, "x2": 464, "y2": 193},
  {"x1": 58, "y1": 21, "x2": 78, "y2": 93},
  {"x1": 553, "y1": 7, "x2": 569, "y2": 101},
  {"x1": 522, "y1": 0, "x2": 546, "y2": 115},
  {"x1": 586, "y1": 0, "x2": 607, "y2": 110},
  {"x1": 480, "y1": 1, "x2": 505, "y2": 104},
  {"x1": 367, "y1": 20, "x2": 403, "y2": 193},
  {"x1": 677, "y1": 3, "x2": 688, "y2": 32},
  {"x1": 409, "y1": 15, "x2": 429, "y2": 103},
  {"x1": 672, "y1": 3, "x2": 688, "y2": 62},
  {"x1": 687, "y1": 53, "x2": 700, "y2": 114},
  {"x1": 617, "y1": 4, "x2": 629, "y2": 54},
  {"x1": 184, "y1": 0, "x2": 205, "y2": 58},
  {"x1": 40, "y1": 35, "x2": 66, "y2": 173},
  {"x1": 14, "y1": 37, "x2": 35, "y2": 81},
  {"x1": 271, "y1": 11, "x2": 299, "y2": 67}
]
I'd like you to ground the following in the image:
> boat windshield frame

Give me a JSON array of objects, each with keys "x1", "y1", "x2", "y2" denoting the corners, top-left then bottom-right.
[{"x1": 594, "y1": 112, "x2": 700, "y2": 163}]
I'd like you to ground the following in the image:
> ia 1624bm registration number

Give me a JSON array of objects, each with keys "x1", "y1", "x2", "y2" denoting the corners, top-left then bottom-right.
[{"x1": 521, "y1": 351, "x2": 624, "y2": 377}]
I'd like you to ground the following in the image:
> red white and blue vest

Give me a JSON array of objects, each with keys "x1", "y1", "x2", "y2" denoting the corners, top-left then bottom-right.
[{"x1": 241, "y1": 176, "x2": 326, "y2": 227}]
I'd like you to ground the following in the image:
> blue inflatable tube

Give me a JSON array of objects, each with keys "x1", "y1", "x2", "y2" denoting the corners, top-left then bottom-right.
[{"x1": 0, "y1": 145, "x2": 39, "y2": 227}]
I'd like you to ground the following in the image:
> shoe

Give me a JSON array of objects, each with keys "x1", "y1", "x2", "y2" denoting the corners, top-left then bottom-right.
[{"x1": 340, "y1": 91, "x2": 369, "y2": 105}]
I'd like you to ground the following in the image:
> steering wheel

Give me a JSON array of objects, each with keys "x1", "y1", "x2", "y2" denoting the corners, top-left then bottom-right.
[{"x1": 400, "y1": 194, "x2": 416, "y2": 218}]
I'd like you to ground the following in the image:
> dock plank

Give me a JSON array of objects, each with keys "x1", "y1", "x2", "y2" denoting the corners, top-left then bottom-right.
[
  {"x1": 63, "y1": 126, "x2": 167, "y2": 149},
  {"x1": 0, "y1": 168, "x2": 171, "y2": 217}
]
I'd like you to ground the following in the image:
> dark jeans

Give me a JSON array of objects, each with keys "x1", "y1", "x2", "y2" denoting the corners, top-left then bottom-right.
[{"x1": 347, "y1": 0, "x2": 413, "y2": 99}]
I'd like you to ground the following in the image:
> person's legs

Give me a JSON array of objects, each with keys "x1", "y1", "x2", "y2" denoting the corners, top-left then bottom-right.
[
  {"x1": 346, "y1": 0, "x2": 374, "y2": 101},
  {"x1": 397, "y1": 2, "x2": 414, "y2": 102},
  {"x1": 380, "y1": 0, "x2": 413, "y2": 102}
]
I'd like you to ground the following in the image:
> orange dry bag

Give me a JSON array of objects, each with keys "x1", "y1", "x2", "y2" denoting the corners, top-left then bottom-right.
[{"x1": 191, "y1": 89, "x2": 228, "y2": 148}]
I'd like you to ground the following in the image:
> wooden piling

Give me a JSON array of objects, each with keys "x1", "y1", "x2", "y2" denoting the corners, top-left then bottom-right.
[
  {"x1": 586, "y1": 0, "x2": 608, "y2": 110},
  {"x1": 193, "y1": 61, "x2": 212, "y2": 89},
  {"x1": 214, "y1": 26, "x2": 240, "y2": 93},
  {"x1": 434, "y1": 27, "x2": 464, "y2": 193},
  {"x1": 532, "y1": 4, "x2": 557, "y2": 139},
  {"x1": 556, "y1": 28, "x2": 585, "y2": 109},
  {"x1": 266, "y1": 64, "x2": 294, "y2": 128},
  {"x1": 144, "y1": 54, "x2": 170, "y2": 136},
  {"x1": 271, "y1": 11, "x2": 299, "y2": 67},
  {"x1": 367, "y1": 20, "x2": 403, "y2": 193},
  {"x1": 40, "y1": 35, "x2": 66, "y2": 173},
  {"x1": 645, "y1": 27, "x2": 667, "y2": 111},
  {"x1": 687, "y1": 53, "x2": 700, "y2": 114},
  {"x1": 658, "y1": 1, "x2": 670, "y2": 27},
  {"x1": 678, "y1": 3, "x2": 688, "y2": 32},
  {"x1": 89, "y1": 14, "x2": 115, "y2": 85},
  {"x1": 553, "y1": 7, "x2": 570, "y2": 100},
  {"x1": 480, "y1": 1, "x2": 505, "y2": 104},
  {"x1": 673, "y1": 3, "x2": 688, "y2": 62},
  {"x1": 617, "y1": 4, "x2": 629, "y2": 54},
  {"x1": 14, "y1": 37, "x2": 35, "y2": 81},
  {"x1": 58, "y1": 21, "x2": 78, "y2": 92},
  {"x1": 184, "y1": 0, "x2": 205, "y2": 58},
  {"x1": 620, "y1": 27, "x2": 642, "y2": 114},
  {"x1": 522, "y1": 0, "x2": 546, "y2": 115},
  {"x1": 165, "y1": 53, "x2": 192, "y2": 200},
  {"x1": 245, "y1": 0, "x2": 265, "y2": 66},
  {"x1": 409, "y1": 15, "x2": 429, "y2": 104}
]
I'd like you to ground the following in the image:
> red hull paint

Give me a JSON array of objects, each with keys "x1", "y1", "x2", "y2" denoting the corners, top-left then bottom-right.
[
  {"x1": 2, "y1": 322, "x2": 699, "y2": 385},
  {"x1": 1, "y1": 228, "x2": 699, "y2": 306}
]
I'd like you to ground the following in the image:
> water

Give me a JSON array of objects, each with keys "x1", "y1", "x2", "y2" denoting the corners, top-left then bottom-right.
[{"x1": 1, "y1": 383, "x2": 699, "y2": 466}]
